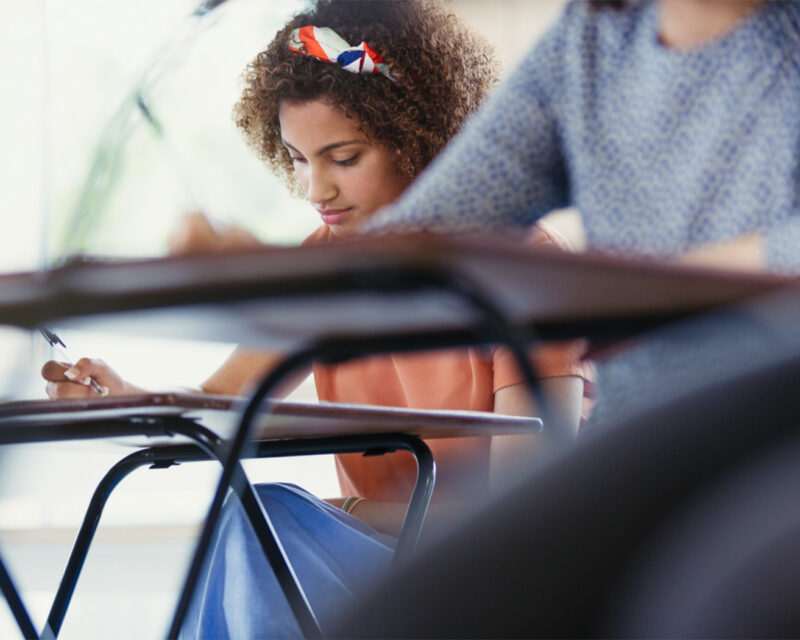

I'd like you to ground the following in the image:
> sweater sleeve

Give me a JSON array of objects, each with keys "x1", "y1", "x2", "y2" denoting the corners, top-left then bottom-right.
[{"x1": 366, "y1": 5, "x2": 575, "y2": 234}]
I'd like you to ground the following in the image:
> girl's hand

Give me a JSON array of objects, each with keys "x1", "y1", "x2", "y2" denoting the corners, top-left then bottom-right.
[
  {"x1": 41, "y1": 358, "x2": 140, "y2": 399},
  {"x1": 168, "y1": 212, "x2": 261, "y2": 256}
]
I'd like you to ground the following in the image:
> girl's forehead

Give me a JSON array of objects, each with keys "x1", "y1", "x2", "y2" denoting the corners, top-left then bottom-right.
[
  {"x1": 279, "y1": 99, "x2": 352, "y2": 125},
  {"x1": 279, "y1": 99, "x2": 368, "y2": 146}
]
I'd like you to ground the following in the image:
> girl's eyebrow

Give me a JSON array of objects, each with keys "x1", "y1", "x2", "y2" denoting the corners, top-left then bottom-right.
[{"x1": 282, "y1": 139, "x2": 361, "y2": 156}]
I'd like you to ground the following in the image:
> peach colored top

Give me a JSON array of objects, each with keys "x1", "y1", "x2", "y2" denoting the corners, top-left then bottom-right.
[{"x1": 303, "y1": 224, "x2": 586, "y2": 502}]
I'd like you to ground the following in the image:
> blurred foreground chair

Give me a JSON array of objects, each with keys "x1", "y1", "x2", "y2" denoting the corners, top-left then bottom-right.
[{"x1": 335, "y1": 292, "x2": 800, "y2": 638}]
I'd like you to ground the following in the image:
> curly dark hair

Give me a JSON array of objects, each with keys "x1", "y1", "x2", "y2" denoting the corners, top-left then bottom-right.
[{"x1": 234, "y1": 0, "x2": 498, "y2": 192}]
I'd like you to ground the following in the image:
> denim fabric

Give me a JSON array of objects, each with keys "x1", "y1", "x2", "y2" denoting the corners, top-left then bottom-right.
[{"x1": 180, "y1": 483, "x2": 395, "y2": 639}]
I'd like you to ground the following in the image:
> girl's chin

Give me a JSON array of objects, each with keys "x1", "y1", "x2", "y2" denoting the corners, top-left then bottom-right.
[
  {"x1": 327, "y1": 222, "x2": 357, "y2": 239},
  {"x1": 328, "y1": 216, "x2": 370, "y2": 239}
]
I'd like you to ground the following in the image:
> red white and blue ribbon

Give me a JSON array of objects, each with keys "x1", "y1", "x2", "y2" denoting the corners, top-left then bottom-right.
[{"x1": 289, "y1": 26, "x2": 397, "y2": 82}]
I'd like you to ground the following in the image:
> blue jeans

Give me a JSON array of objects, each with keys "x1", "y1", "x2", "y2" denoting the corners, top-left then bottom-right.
[{"x1": 180, "y1": 483, "x2": 396, "y2": 639}]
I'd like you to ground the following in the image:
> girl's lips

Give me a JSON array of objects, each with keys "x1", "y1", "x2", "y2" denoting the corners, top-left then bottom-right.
[{"x1": 318, "y1": 208, "x2": 352, "y2": 225}]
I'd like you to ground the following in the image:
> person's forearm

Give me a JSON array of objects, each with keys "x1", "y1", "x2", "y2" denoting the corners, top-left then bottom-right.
[
  {"x1": 679, "y1": 231, "x2": 764, "y2": 271},
  {"x1": 347, "y1": 499, "x2": 407, "y2": 537},
  {"x1": 200, "y1": 348, "x2": 311, "y2": 398},
  {"x1": 327, "y1": 498, "x2": 471, "y2": 538}
]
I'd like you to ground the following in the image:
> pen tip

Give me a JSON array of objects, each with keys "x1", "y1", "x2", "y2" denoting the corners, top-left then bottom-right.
[{"x1": 38, "y1": 326, "x2": 64, "y2": 347}]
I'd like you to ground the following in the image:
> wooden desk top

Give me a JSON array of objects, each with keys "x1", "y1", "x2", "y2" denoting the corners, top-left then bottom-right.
[
  {"x1": 0, "y1": 234, "x2": 792, "y2": 349},
  {"x1": 0, "y1": 393, "x2": 542, "y2": 446}
]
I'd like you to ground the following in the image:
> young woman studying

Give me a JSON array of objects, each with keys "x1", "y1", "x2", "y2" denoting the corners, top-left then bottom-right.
[{"x1": 42, "y1": 1, "x2": 588, "y2": 636}]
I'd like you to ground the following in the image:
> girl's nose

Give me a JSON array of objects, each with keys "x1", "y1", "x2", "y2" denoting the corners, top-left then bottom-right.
[{"x1": 306, "y1": 168, "x2": 337, "y2": 205}]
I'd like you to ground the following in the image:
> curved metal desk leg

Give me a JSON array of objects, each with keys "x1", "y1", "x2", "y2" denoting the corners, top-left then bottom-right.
[
  {"x1": 44, "y1": 420, "x2": 224, "y2": 639},
  {"x1": 0, "y1": 550, "x2": 38, "y2": 639},
  {"x1": 43, "y1": 448, "x2": 170, "y2": 638},
  {"x1": 393, "y1": 435, "x2": 435, "y2": 565},
  {"x1": 249, "y1": 433, "x2": 436, "y2": 564}
]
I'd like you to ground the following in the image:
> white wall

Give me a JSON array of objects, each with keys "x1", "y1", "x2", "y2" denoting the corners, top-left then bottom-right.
[
  {"x1": 454, "y1": 0, "x2": 567, "y2": 74},
  {"x1": 0, "y1": 2, "x2": 47, "y2": 273}
]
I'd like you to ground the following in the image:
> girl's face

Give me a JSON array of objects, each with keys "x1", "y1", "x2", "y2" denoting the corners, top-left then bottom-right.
[{"x1": 279, "y1": 99, "x2": 411, "y2": 239}]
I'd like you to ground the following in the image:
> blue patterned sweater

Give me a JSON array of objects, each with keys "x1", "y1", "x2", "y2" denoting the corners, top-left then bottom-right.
[{"x1": 371, "y1": 0, "x2": 800, "y2": 272}]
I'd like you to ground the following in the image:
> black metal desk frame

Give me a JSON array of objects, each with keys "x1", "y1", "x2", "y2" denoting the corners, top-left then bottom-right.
[
  {"x1": 0, "y1": 414, "x2": 437, "y2": 639},
  {"x1": 0, "y1": 262, "x2": 546, "y2": 640},
  {"x1": 47, "y1": 425, "x2": 433, "y2": 638},
  {"x1": 165, "y1": 267, "x2": 548, "y2": 639}
]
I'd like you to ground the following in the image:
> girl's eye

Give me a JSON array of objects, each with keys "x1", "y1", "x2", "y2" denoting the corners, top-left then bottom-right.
[
  {"x1": 289, "y1": 156, "x2": 306, "y2": 164},
  {"x1": 334, "y1": 153, "x2": 359, "y2": 167}
]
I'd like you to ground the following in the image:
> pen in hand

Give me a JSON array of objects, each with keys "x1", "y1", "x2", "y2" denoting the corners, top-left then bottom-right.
[{"x1": 39, "y1": 327, "x2": 109, "y2": 396}]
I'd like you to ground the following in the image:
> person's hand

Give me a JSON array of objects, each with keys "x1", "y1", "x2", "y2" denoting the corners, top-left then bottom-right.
[
  {"x1": 41, "y1": 358, "x2": 140, "y2": 399},
  {"x1": 168, "y1": 212, "x2": 262, "y2": 256}
]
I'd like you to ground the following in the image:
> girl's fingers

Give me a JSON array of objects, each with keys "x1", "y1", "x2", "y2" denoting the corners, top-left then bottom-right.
[
  {"x1": 43, "y1": 358, "x2": 121, "y2": 397},
  {"x1": 41, "y1": 360, "x2": 72, "y2": 381},
  {"x1": 45, "y1": 380, "x2": 95, "y2": 399}
]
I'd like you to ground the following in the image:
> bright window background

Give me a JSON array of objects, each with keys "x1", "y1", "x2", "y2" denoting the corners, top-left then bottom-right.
[{"x1": 0, "y1": 1, "x2": 569, "y2": 637}]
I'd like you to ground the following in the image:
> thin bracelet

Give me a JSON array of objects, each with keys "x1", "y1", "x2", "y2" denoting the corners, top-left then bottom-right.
[
  {"x1": 345, "y1": 497, "x2": 365, "y2": 515},
  {"x1": 342, "y1": 496, "x2": 365, "y2": 515}
]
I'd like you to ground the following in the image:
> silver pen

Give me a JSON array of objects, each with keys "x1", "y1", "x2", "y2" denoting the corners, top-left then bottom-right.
[{"x1": 39, "y1": 327, "x2": 108, "y2": 396}]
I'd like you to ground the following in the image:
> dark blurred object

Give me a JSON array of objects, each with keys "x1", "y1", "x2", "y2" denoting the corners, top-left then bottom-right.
[
  {"x1": 590, "y1": 0, "x2": 628, "y2": 9},
  {"x1": 613, "y1": 433, "x2": 800, "y2": 637},
  {"x1": 334, "y1": 290, "x2": 800, "y2": 638},
  {"x1": 193, "y1": 0, "x2": 230, "y2": 17}
]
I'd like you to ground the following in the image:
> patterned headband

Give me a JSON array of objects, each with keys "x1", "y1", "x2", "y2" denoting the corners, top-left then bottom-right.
[{"x1": 288, "y1": 25, "x2": 397, "y2": 82}]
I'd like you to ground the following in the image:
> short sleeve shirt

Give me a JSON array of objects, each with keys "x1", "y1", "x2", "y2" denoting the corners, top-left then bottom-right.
[{"x1": 303, "y1": 224, "x2": 586, "y2": 502}]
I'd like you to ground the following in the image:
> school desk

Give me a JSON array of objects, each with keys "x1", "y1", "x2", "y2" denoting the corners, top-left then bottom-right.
[
  {"x1": 0, "y1": 233, "x2": 792, "y2": 638},
  {"x1": 0, "y1": 394, "x2": 540, "y2": 638}
]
